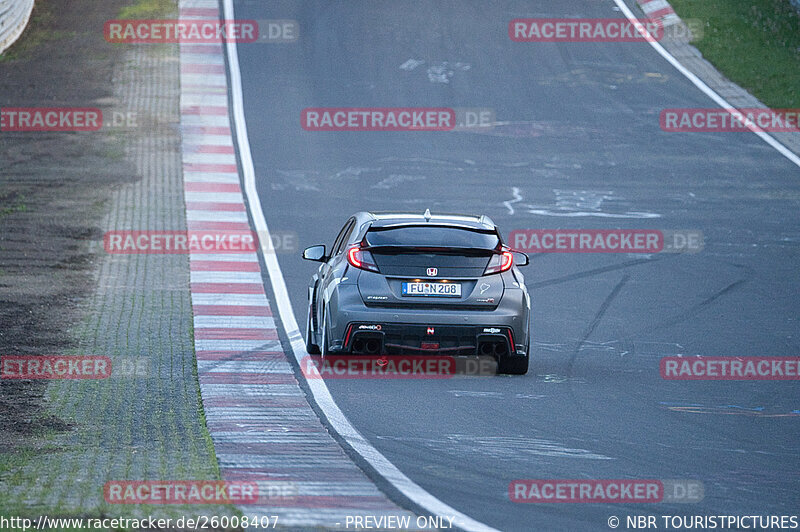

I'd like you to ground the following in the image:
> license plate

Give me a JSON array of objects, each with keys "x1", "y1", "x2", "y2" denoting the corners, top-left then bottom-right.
[{"x1": 402, "y1": 282, "x2": 462, "y2": 297}]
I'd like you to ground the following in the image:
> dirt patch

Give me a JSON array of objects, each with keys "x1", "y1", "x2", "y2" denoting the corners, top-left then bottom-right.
[{"x1": 0, "y1": 0, "x2": 139, "y2": 448}]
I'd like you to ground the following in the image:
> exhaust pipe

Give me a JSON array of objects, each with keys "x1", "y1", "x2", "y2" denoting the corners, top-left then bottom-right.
[
  {"x1": 478, "y1": 338, "x2": 511, "y2": 357},
  {"x1": 350, "y1": 333, "x2": 384, "y2": 355}
]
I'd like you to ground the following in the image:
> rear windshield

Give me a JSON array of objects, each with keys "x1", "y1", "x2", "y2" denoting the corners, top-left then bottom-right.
[{"x1": 365, "y1": 226, "x2": 499, "y2": 250}]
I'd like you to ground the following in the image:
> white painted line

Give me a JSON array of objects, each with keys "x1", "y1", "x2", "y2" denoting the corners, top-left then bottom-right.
[
  {"x1": 183, "y1": 135, "x2": 235, "y2": 147},
  {"x1": 184, "y1": 172, "x2": 241, "y2": 183},
  {"x1": 181, "y1": 96, "x2": 229, "y2": 108},
  {"x1": 184, "y1": 152, "x2": 238, "y2": 165},
  {"x1": 197, "y1": 361, "x2": 293, "y2": 373},
  {"x1": 211, "y1": 434, "x2": 335, "y2": 443},
  {"x1": 253, "y1": 482, "x2": 384, "y2": 496},
  {"x1": 181, "y1": 84, "x2": 228, "y2": 95},
  {"x1": 190, "y1": 271, "x2": 264, "y2": 283},
  {"x1": 200, "y1": 384, "x2": 301, "y2": 395},
  {"x1": 187, "y1": 210, "x2": 249, "y2": 222},
  {"x1": 179, "y1": 40, "x2": 221, "y2": 47},
  {"x1": 180, "y1": 73, "x2": 228, "y2": 87},
  {"x1": 195, "y1": 339, "x2": 282, "y2": 351},
  {"x1": 615, "y1": 0, "x2": 800, "y2": 168},
  {"x1": 189, "y1": 253, "x2": 259, "y2": 262},
  {"x1": 185, "y1": 191, "x2": 244, "y2": 203},
  {"x1": 640, "y1": 0, "x2": 670, "y2": 13},
  {"x1": 180, "y1": 47, "x2": 224, "y2": 55},
  {"x1": 204, "y1": 407, "x2": 307, "y2": 417},
  {"x1": 181, "y1": 114, "x2": 231, "y2": 127},
  {"x1": 208, "y1": 412, "x2": 319, "y2": 421},
  {"x1": 192, "y1": 294, "x2": 269, "y2": 306},
  {"x1": 180, "y1": 86, "x2": 225, "y2": 94},
  {"x1": 181, "y1": 86, "x2": 229, "y2": 94},
  {"x1": 222, "y1": 1, "x2": 500, "y2": 530},
  {"x1": 182, "y1": 90, "x2": 228, "y2": 98},
  {"x1": 181, "y1": 0, "x2": 218, "y2": 8},
  {"x1": 216, "y1": 455, "x2": 355, "y2": 467},
  {"x1": 180, "y1": 19, "x2": 223, "y2": 24},
  {"x1": 179, "y1": 55, "x2": 225, "y2": 67},
  {"x1": 194, "y1": 315, "x2": 276, "y2": 329},
  {"x1": 660, "y1": 13, "x2": 681, "y2": 26}
]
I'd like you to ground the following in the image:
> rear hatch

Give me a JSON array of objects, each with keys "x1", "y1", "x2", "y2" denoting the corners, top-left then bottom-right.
[
  {"x1": 371, "y1": 249, "x2": 489, "y2": 277},
  {"x1": 356, "y1": 225, "x2": 505, "y2": 309}
]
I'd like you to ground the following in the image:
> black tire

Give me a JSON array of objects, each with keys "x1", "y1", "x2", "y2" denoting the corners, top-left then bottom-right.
[
  {"x1": 498, "y1": 352, "x2": 529, "y2": 375},
  {"x1": 305, "y1": 303, "x2": 320, "y2": 354}
]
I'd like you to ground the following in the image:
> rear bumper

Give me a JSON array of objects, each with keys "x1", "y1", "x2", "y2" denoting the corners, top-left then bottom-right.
[
  {"x1": 325, "y1": 285, "x2": 530, "y2": 356},
  {"x1": 344, "y1": 322, "x2": 521, "y2": 357}
]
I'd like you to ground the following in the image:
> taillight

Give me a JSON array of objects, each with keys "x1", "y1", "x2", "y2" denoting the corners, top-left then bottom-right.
[
  {"x1": 484, "y1": 250, "x2": 513, "y2": 275},
  {"x1": 347, "y1": 246, "x2": 380, "y2": 273}
]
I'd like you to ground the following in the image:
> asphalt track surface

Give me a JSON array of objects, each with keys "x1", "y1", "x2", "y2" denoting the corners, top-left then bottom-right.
[{"x1": 231, "y1": 0, "x2": 800, "y2": 530}]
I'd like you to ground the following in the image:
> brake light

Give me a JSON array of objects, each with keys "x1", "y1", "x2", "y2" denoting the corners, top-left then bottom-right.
[
  {"x1": 347, "y1": 246, "x2": 380, "y2": 273},
  {"x1": 484, "y1": 250, "x2": 513, "y2": 275}
]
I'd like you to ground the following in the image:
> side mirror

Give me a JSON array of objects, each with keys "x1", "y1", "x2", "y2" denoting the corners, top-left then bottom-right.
[
  {"x1": 512, "y1": 250, "x2": 530, "y2": 266},
  {"x1": 302, "y1": 245, "x2": 327, "y2": 262}
]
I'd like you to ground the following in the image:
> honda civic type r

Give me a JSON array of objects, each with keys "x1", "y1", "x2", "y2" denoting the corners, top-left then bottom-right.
[{"x1": 302, "y1": 210, "x2": 531, "y2": 374}]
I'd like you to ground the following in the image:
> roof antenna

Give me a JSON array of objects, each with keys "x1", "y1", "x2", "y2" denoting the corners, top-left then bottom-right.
[{"x1": 423, "y1": 208, "x2": 432, "y2": 221}]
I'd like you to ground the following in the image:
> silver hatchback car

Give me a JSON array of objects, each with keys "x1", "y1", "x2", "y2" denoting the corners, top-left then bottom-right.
[{"x1": 302, "y1": 210, "x2": 531, "y2": 374}]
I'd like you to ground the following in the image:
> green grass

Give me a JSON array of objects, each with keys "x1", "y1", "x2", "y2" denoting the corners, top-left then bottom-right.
[
  {"x1": 0, "y1": 3, "x2": 76, "y2": 62},
  {"x1": 115, "y1": 0, "x2": 178, "y2": 54},
  {"x1": 118, "y1": 0, "x2": 177, "y2": 19},
  {"x1": 0, "y1": 447, "x2": 38, "y2": 485},
  {"x1": 668, "y1": 0, "x2": 800, "y2": 108},
  {"x1": 0, "y1": 193, "x2": 27, "y2": 219}
]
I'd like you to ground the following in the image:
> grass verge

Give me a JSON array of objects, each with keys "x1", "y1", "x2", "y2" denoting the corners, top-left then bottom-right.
[
  {"x1": 0, "y1": 2, "x2": 75, "y2": 62},
  {"x1": 119, "y1": 0, "x2": 177, "y2": 19},
  {"x1": 668, "y1": 0, "x2": 800, "y2": 108}
]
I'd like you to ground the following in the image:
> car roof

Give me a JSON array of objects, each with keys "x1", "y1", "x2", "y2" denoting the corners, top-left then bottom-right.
[{"x1": 362, "y1": 211, "x2": 496, "y2": 231}]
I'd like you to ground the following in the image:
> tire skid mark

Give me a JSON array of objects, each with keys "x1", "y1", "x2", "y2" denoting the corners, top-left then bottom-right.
[
  {"x1": 567, "y1": 274, "x2": 630, "y2": 376},
  {"x1": 529, "y1": 257, "x2": 666, "y2": 290}
]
